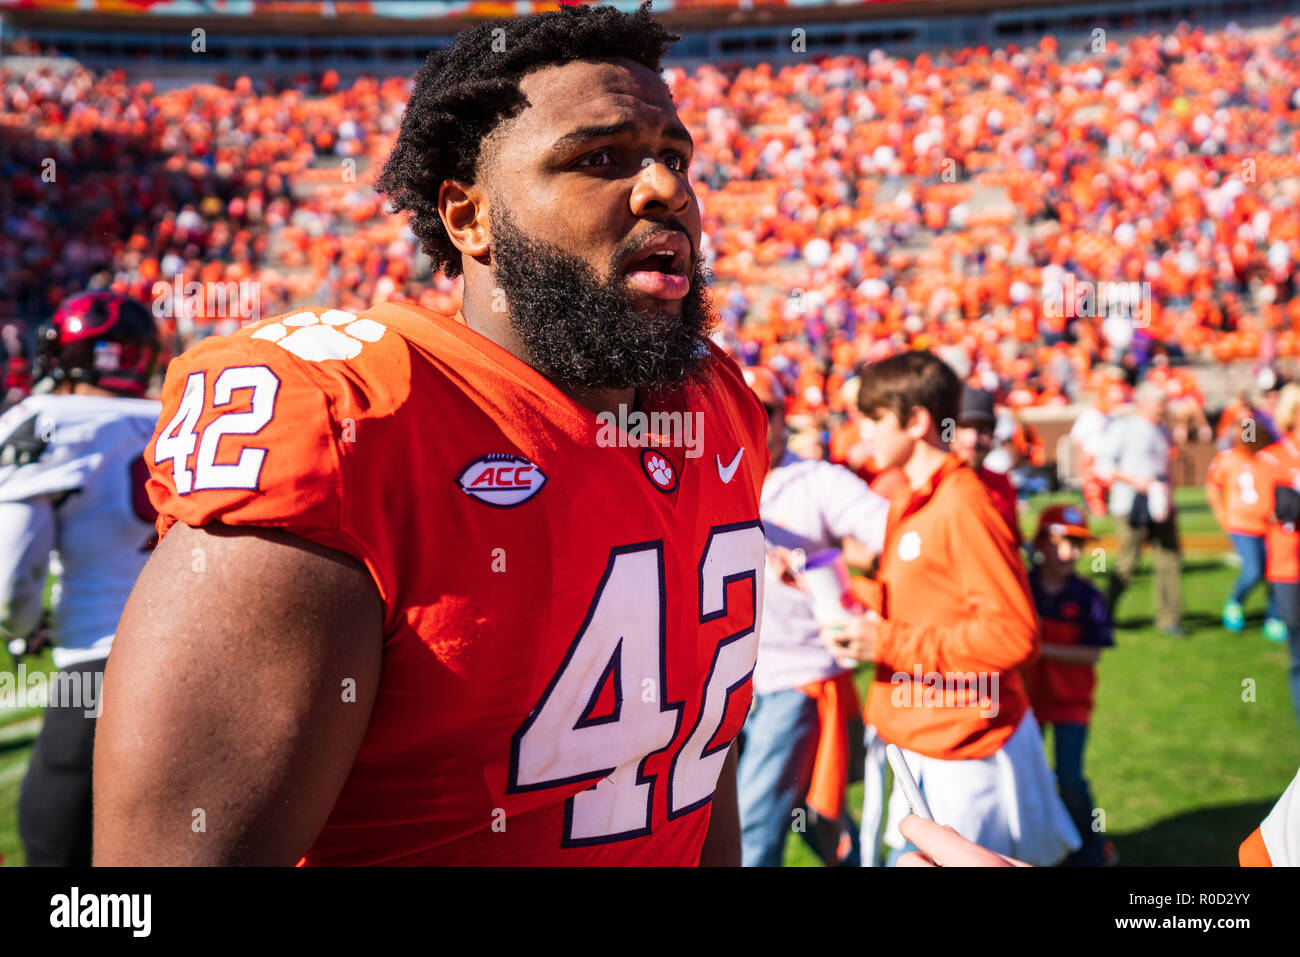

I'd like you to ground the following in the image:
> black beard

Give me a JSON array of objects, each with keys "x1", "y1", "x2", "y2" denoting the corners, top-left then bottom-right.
[{"x1": 489, "y1": 208, "x2": 717, "y2": 394}]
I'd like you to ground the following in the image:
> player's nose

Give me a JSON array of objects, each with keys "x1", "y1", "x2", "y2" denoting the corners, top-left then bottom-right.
[{"x1": 630, "y1": 158, "x2": 691, "y2": 220}]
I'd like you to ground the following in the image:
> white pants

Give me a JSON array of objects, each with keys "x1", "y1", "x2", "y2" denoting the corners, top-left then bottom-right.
[{"x1": 861, "y1": 709, "x2": 1081, "y2": 866}]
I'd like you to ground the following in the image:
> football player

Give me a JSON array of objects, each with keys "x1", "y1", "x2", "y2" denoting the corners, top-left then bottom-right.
[
  {"x1": 94, "y1": 4, "x2": 769, "y2": 865},
  {"x1": 0, "y1": 292, "x2": 161, "y2": 865}
]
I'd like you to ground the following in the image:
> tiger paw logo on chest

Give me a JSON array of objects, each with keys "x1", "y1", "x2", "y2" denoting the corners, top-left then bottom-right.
[
  {"x1": 457, "y1": 454, "x2": 548, "y2": 507},
  {"x1": 641, "y1": 449, "x2": 678, "y2": 493},
  {"x1": 251, "y1": 309, "x2": 384, "y2": 361},
  {"x1": 897, "y1": 530, "x2": 922, "y2": 561}
]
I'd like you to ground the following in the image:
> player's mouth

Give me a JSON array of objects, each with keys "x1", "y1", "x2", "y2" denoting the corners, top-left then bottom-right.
[{"x1": 621, "y1": 232, "x2": 692, "y2": 300}]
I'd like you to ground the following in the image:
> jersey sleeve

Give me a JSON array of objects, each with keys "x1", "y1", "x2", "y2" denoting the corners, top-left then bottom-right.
[
  {"x1": 0, "y1": 400, "x2": 88, "y2": 503},
  {"x1": 1241, "y1": 766, "x2": 1300, "y2": 867},
  {"x1": 0, "y1": 498, "x2": 54, "y2": 640},
  {"x1": 145, "y1": 324, "x2": 347, "y2": 554}
]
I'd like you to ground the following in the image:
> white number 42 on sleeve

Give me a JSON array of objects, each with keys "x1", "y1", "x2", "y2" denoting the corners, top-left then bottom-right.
[{"x1": 154, "y1": 366, "x2": 279, "y2": 495}]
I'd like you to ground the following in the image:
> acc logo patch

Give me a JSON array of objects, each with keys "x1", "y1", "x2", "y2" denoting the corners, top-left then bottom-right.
[
  {"x1": 897, "y1": 530, "x2": 922, "y2": 562},
  {"x1": 457, "y1": 453, "x2": 547, "y2": 507}
]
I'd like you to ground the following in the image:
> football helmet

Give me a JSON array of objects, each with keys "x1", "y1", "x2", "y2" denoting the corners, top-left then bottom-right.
[{"x1": 35, "y1": 292, "x2": 161, "y2": 398}]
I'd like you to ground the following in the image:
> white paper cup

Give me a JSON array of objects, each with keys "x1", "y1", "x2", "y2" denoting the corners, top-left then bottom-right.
[{"x1": 799, "y1": 548, "x2": 855, "y2": 625}]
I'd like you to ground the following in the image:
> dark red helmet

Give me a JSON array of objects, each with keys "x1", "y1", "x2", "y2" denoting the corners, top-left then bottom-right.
[{"x1": 36, "y1": 292, "x2": 161, "y2": 398}]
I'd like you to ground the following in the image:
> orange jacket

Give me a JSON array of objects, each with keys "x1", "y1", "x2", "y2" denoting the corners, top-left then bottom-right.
[
  {"x1": 868, "y1": 465, "x2": 910, "y2": 505},
  {"x1": 1205, "y1": 447, "x2": 1273, "y2": 537},
  {"x1": 864, "y1": 454, "x2": 1039, "y2": 760}
]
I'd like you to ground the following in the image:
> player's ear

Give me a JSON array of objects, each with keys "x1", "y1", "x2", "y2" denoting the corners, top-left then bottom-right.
[
  {"x1": 906, "y1": 405, "x2": 931, "y2": 440},
  {"x1": 438, "y1": 179, "x2": 490, "y2": 264}
]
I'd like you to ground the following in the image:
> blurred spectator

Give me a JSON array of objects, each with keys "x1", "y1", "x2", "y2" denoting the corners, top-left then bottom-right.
[
  {"x1": 1206, "y1": 411, "x2": 1284, "y2": 638},
  {"x1": 1023, "y1": 504, "x2": 1117, "y2": 867},
  {"x1": 1096, "y1": 382, "x2": 1184, "y2": 635},
  {"x1": 739, "y1": 366, "x2": 888, "y2": 867},
  {"x1": 952, "y1": 386, "x2": 1021, "y2": 546},
  {"x1": 1258, "y1": 383, "x2": 1300, "y2": 730}
]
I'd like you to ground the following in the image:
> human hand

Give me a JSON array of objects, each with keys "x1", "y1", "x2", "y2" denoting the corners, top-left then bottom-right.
[
  {"x1": 820, "y1": 609, "x2": 878, "y2": 666},
  {"x1": 1127, "y1": 474, "x2": 1151, "y2": 494},
  {"x1": 896, "y1": 815, "x2": 1028, "y2": 867},
  {"x1": 766, "y1": 546, "x2": 805, "y2": 587}
]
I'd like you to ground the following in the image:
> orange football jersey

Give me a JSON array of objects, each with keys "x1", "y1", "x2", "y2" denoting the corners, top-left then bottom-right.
[
  {"x1": 145, "y1": 301, "x2": 769, "y2": 865},
  {"x1": 1205, "y1": 447, "x2": 1273, "y2": 536}
]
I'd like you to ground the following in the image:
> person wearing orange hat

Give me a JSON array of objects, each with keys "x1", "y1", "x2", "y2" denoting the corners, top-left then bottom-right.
[
  {"x1": 1022, "y1": 503, "x2": 1118, "y2": 866},
  {"x1": 737, "y1": 364, "x2": 890, "y2": 867}
]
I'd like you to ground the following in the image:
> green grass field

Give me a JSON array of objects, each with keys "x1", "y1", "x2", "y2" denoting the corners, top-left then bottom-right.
[
  {"x1": 783, "y1": 486, "x2": 1300, "y2": 866},
  {"x1": 1, "y1": 488, "x2": 1296, "y2": 866},
  {"x1": 0, "y1": 645, "x2": 52, "y2": 867}
]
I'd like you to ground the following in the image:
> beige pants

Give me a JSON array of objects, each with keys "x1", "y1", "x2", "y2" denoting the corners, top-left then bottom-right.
[{"x1": 1108, "y1": 512, "x2": 1183, "y2": 630}]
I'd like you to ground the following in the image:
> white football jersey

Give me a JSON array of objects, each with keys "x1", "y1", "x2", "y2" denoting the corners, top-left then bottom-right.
[{"x1": 0, "y1": 393, "x2": 161, "y2": 668}]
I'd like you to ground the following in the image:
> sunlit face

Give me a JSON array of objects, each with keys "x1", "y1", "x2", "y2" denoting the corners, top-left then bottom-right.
[
  {"x1": 1138, "y1": 395, "x2": 1167, "y2": 423},
  {"x1": 478, "y1": 58, "x2": 713, "y2": 392},
  {"x1": 485, "y1": 58, "x2": 702, "y2": 316},
  {"x1": 952, "y1": 420, "x2": 994, "y2": 468},
  {"x1": 1039, "y1": 533, "x2": 1084, "y2": 574},
  {"x1": 860, "y1": 407, "x2": 914, "y2": 470}
]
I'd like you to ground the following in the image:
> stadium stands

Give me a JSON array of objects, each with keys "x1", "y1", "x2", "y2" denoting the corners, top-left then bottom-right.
[{"x1": 3, "y1": 11, "x2": 1300, "y2": 428}]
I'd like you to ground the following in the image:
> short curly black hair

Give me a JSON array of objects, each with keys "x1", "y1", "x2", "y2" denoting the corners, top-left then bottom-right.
[{"x1": 375, "y1": 2, "x2": 680, "y2": 279}]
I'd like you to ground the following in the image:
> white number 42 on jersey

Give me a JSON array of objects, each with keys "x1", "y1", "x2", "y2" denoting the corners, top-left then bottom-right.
[
  {"x1": 154, "y1": 366, "x2": 279, "y2": 494},
  {"x1": 509, "y1": 523, "x2": 764, "y2": 847}
]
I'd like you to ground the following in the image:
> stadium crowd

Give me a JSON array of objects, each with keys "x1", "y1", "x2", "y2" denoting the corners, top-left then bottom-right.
[{"x1": 3, "y1": 19, "x2": 1300, "y2": 429}]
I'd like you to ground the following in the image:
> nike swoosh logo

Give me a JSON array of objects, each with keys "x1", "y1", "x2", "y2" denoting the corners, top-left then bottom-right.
[{"x1": 717, "y1": 447, "x2": 745, "y2": 484}]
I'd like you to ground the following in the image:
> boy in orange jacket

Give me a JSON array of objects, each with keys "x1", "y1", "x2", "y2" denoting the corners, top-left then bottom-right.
[{"x1": 837, "y1": 351, "x2": 1078, "y2": 866}]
